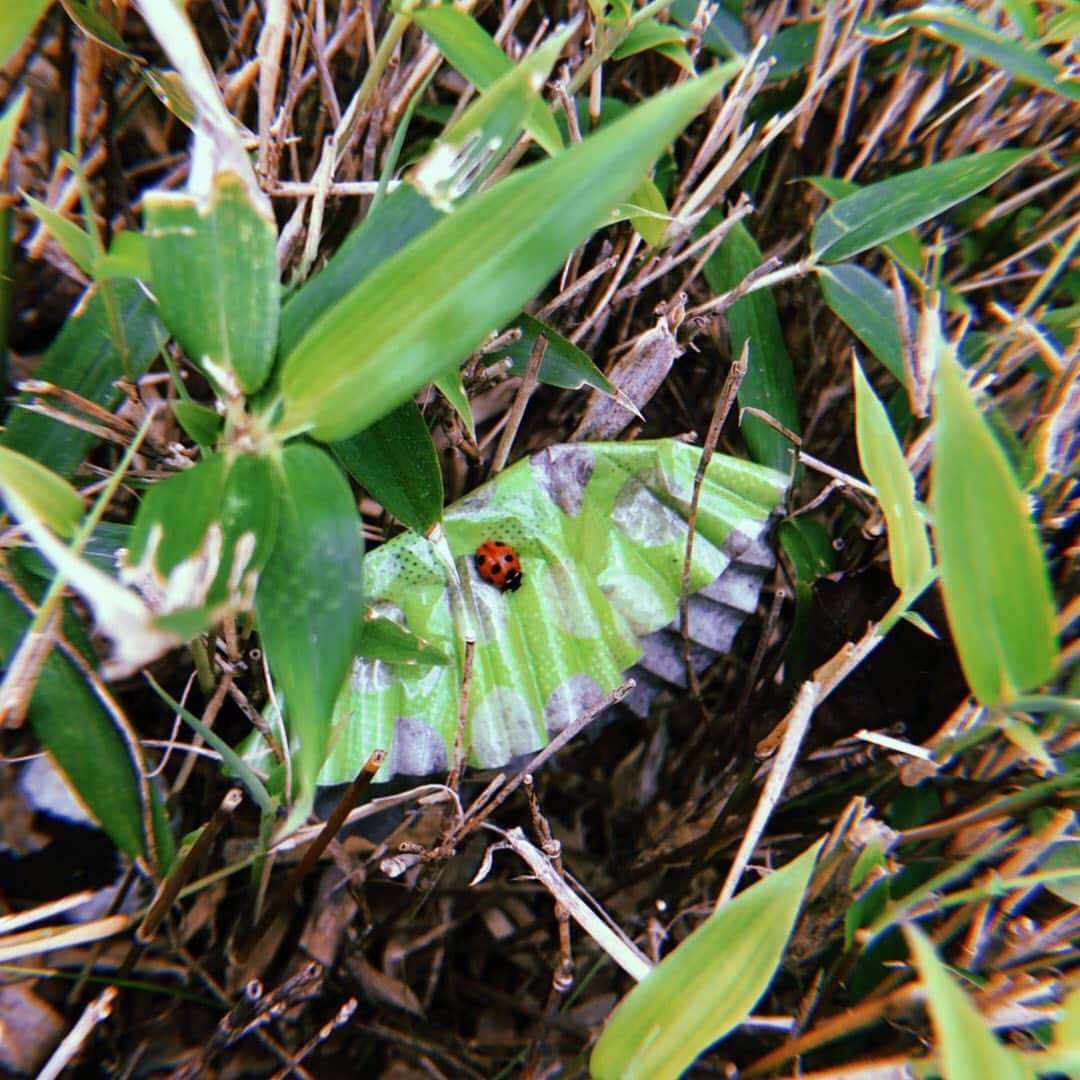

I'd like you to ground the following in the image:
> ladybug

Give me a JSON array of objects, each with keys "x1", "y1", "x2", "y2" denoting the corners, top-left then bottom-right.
[{"x1": 475, "y1": 539, "x2": 523, "y2": 592}]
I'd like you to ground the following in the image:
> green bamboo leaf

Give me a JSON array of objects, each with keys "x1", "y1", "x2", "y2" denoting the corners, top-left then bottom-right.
[
  {"x1": 331, "y1": 400, "x2": 444, "y2": 534},
  {"x1": 853, "y1": 357, "x2": 932, "y2": 596},
  {"x1": 410, "y1": 4, "x2": 564, "y2": 156},
  {"x1": 22, "y1": 192, "x2": 96, "y2": 275},
  {"x1": 60, "y1": 0, "x2": 145, "y2": 61},
  {"x1": 126, "y1": 453, "x2": 277, "y2": 638},
  {"x1": 806, "y1": 175, "x2": 924, "y2": 271},
  {"x1": 1, "y1": 0, "x2": 51, "y2": 66},
  {"x1": 763, "y1": 22, "x2": 818, "y2": 79},
  {"x1": 356, "y1": 613, "x2": 450, "y2": 667},
  {"x1": 140, "y1": 67, "x2": 195, "y2": 127},
  {"x1": 278, "y1": 184, "x2": 441, "y2": 360},
  {"x1": 172, "y1": 400, "x2": 224, "y2": 446},
  {"x1": 904, "y1": 923, "x2": 1027, "y2": 1080},
  {"x1": 618, "y1": 175, "x2": 670, "y2": 247},
  {"x1": 503, "y1": 313, "x2": 617, "y2": 396},
  {"x1": 95, "y1": 230, "x2": 151, "y2": 281},
  {"x1": 145, "y1": 171, "x2": 278, "y2": 395},
  {"x1": 276, "y1": 67, "x2": 733, "y2": 444},
  {"x1": 0, "y1": 90, "x2": 29, "y2": 177},
  {"x1": 591, "y1": 840, "x2": 823, "y2": 1080},
  {"x1": 1, "y1": 280, "x2": 164, "y2": 477},
  {"x1": 818, "y1": 264, "x2": 910, "y2": 383},
  {"x1": 887, "y1": 4, "x2": 1080, "y2": 102},
  {"x1": 612, "y1": 19, "x2": 694, "y2": 71},
  {"x1": 0, "y1": 445, "x2": 84, "y2": 537},
  {"x1": 435, "y1": 371, "x2": 476, "y2": 440},
  {"x1": 412, "y1": 24, "x2": 573, "y2": 209},
  {"x1": 255, "y1": 443, "x2": 364, "y2": 815},
  {"x1": 702, "y1": 217, "x2": 801, "y2": 472},
  {"x1": 812, "y1": 149, "x2": 1031, "y2": 263},
  {"x1": 932, "y1": 343, "x2": 1057, "y2": 704},
  {"x1": 0, "y1": 582, "x2": 156, "y2": 866}
]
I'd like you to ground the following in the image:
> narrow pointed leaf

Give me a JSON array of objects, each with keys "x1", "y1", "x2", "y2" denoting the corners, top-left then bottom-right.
[
  {"x1": 591, "y1": 839, "x2": 823, "y2": 1080},
  {"x1": 702, "y1": 217, "x2": 800, "y2": 472},
  {"x1": 0, "y1": 583, "x2": 155, "y2": 866},
  {"x1": 0, "y1": 446, "x2": 84, "y2": 537},
  {"x1": 503, "y1": 313, "x2": 617, "y2": 395},
  {"x1": 331, "y1": 400, "x2": 444, "y2": 534},
  {"x1": 1, "y1": 0, "x2": 51, "y2": 66},
  {"x1": 1, "y1": 280, "x2": 164, "y2": 477},
  {"x1": 812, "y1": 149, "x2": 1031, "y2": 263},
  {"x1": 819, "y1": 264, "x2": 910, "y2": 383},
  {"x1": 410, "y1": 4, "x2": 564, "y2": 155},
  {"x1": 255, "y1": 444, "x2": 365, "y2": 809},
  {"x1": 904, "y1": 923, "x2": 1027, "y2": 1080},
  {"x1": 146, "y1": 172, "x2": 278, "y2": 395},
  {"x1": 22, "y1": 192, "x2": 96, "y2": 275},
  {"x1": 412, "y1": 25, "x2": 573, "y2": 208},
  {"x1": 277, "y1": 68, "x2": 732, "y2": 443},
  {"x1": 932, "y1": 345, "x2": 1057, "y2": 704},
  {"x1": 853, "y1": 357, "x2": 932, "y2": 595},
  {"x1": 888, "y1": 5, "x2": 1080, "y2": 102},
  {"x1": 279, "y1": 183, "x2": 441, "y2": 359}
]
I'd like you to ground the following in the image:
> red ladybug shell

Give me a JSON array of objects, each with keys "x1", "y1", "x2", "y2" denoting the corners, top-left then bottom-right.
[{"x1": 475, "y1": 540, "x2": 523, "y2": 592}]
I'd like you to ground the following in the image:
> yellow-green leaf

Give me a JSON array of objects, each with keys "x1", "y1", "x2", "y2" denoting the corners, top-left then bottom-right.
[
  {"x1": 932, "y1": 343, "x2": 1057, "y2": 704},
  {"x1": 853, "y1": 356, "x2": 932, "y2": 596},
  {"x1": 591, "y1": 839, "x2": 823, "y2": 1080}
]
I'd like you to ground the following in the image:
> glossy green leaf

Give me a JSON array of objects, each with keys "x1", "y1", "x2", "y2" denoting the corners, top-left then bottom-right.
[
  {"x1": 125, "y1": 453, "x2": 277, "y2": 637},
  {"x1": 904, "y1": 923, "x2": 1027, "y2": 1080},
  {"x1": 888, "y1": 5, "x2": 1080, "y2": 102},
  {"x1": 932, "y1": 343, "x2": 1057, "y2": 704},
  {"x1": 264, "y1": 439, "x2": 787, "y2": 784},
  {"x1": 434, "y1": 370, "x2": 475, "y2": 440},
  {"x1": 1, "y1": 0, "x2": 51, "y2": 66},
  {"x1": 0, "y1": 445, "x2": 84, "y2": 537},
  {"x1": 763, "y1": 22, "x2": 818, "y2": 79},
  {"x1": 410, "y1": 4, "x2": 564, "y2": 156},
  {"x1": 0, "y1": 581, "x2": 155, "y2": 866},
  {"x1": 818, "y1": 264, "x2": 910, "y2": 383},
  {"x1": 172, "y1": 400, "x2": 224, "y2": 446},
  {"x1": 1, "y1": 280, "x2": 164, "y2": 477},
  {"x1": 591, "y1": 839, "x2": 823, "y2": 1080},
  {"x1": 96, "y1": 230, "x2": 151, "y2": 281},
  {"x1": 812, "y1": 150, "x2": 1031, "y2": 263},
  {"x1": 613, "y1": 19, "x2": 694, "y2": 71},
  {"x1": 807, "y1": 175, "x2": 924, "y2": 272},
  {"x1": 853, "y1": 357, "x2": 932, "y2": 596},
  {"x1": 278, "y1": 183, "x2": 441, "y2": 360},
  {"x1": 60, "y1": 0, "x2": 145, "y2": 60},
  {"x1": 255, "y1": 443, "x2": 364, "y2": 814},
  {"x1": 277, "y1": 67, "x2": 733, "y2": 443},
  {"x1": 618, "y1": 175, "x2": 669, "y2": 247},
  {"x1": 140, "y1": 67, "x2": 195, "y2": 127},
  {"x1": 145, "y1": 171, "x2": 279, "y2": 395},
  {"x1": 356, "y1": 613, "x2": 450, "y2": 667},
  {"x1": 331, "y1": 400, "x2": 444, "y2": 534},
  {"x1": 23, "y1": 192, "x2": 96, "y2": 275},
  {"x1": 702, "y1": 217, "x2": 800, "y2": 472},
  {"x1": 0, "y1": 90, "x2": 29, "y2": 177},
  {"x1": 671, "y1": 0, "x2": 747, "y2": 58},
  {"x1": 503, "y1": 313, "x2": 617, "y2": 396},
  {"x1": 412, "y1": 25, "x2": 573, "y2": 209}
]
